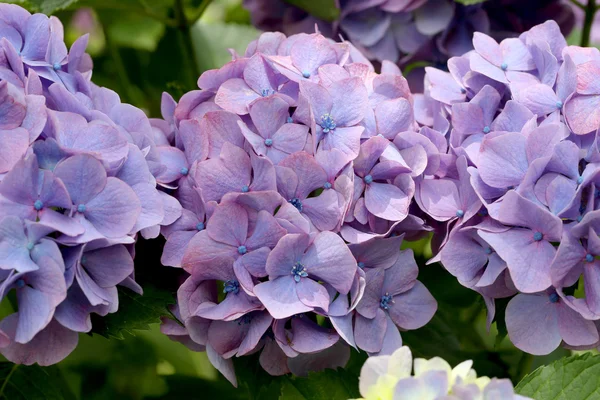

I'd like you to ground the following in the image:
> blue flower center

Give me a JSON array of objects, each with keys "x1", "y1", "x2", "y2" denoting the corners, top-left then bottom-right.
[
  {"x1": 265, "y1": 138, "x2": 273, "y2": 147},
  {"x1": 238, "y1": 245, "x2": 247, "y2": 255},
  {"x1": 241, "y1": 185, "x2": 249, "y2": 193},
  {"x1": 291, "y1": 261, "x2": 308, "y2": 282},
  {"x1": 287, "y1": 117, "x2": 293, "y2": 123},
  {"x1": 323, "y1": 182, "x2": 332, "y2": 189},
  {"x1": 380, "y1": 293, "x2": 394, "y2": 310},
  {"x1": 500, "y1": 62, "x2": 508, "y2": 71},
  {"x1": 34, "y1": 200, "x2": 44, "y2": 211},
  {"x1": 586, "y1": 254, "x2": 595, "y2": 263},
  {"x1": 485, "y1": 247, "x2": 493, "y2": 255},
  {"x1": 77, "y1": 204, "x2": 86, "y2": 213},
  {"x1": 357, "y1": 261, "x2": 365, "y2": 269},
  {"x1": 180, "y1": 167, "x2": 189, "y2": 176},
  {"x1": 289, "y1": 198, "x2": 303, "y2": 212},
  {"x1": 533, "y1": 232, "x2": 543, "y2": 241},
  {"x1": 556, "y1": 101, "x2": 563, "y2": 108},
  {"x1": 15, "y1": 279, "x2": 25, "y2": 289},
  {"x1": 53, "y1": 62, "x2": 61, "y2": 71},
  {"x1": 364, "y1": 175, "x2": 373, "y2": 184},
  {"x1": 26, "y1": 242, "x2": 34, "y2": 251},
  {"x1": 456, "y1": 209, "x2": 464, "y2": 218},
  {"x1": 483, "y1": 126, "x2": 491, "y2": 134},
  {"x1": 223, "y1": 280, "x2": 240, "y2": 295},
  {"x1": 302, "y1": 71, "x2": 311, "y2": 78},
  {"x1": 549, "y1": 292, "x2": 559, "y2": 303},
  {"x1": 196, "y1": 222, "x2": 205, "y2": 231},
  {"x1": 577, "y1": 176, "x2": 584, "y2": 184},
  {"x1": 320, "y1": 114, "x2": 337, "y2": 133},
  {"x1": 261, "y1": 89, "x2": 274, "y2": 97}
]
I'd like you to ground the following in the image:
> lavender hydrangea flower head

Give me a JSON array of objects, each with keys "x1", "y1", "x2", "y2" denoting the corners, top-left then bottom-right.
[
  {"x1": 155, "y1": 28, "x2": 437, "y2": 383},
  {"x1": 416, "y1": 19, "x2": 600, "y2": 356},
  {"x1": 0, "y1": 4, "x2": 182, "y2": 366},
  {"x1": 355, "y1": 346, "x2": 530, "y2": 400}
]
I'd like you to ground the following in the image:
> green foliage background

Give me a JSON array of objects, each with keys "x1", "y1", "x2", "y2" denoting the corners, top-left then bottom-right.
[{"x1": 0, "y1": 0, "x2": 597, "y2": 399}]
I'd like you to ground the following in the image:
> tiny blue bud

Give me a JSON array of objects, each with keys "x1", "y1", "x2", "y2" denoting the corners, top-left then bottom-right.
[
  {"x1": 241, "y1": 185, "x2": 249, "y2": 193},
  {"x1": 264, "y1": 138, "x2": 273, "y2": 147},
  {"x1": 180, "y1": 167, "x2": 189, "y2": 176},
  {"x1": 289, "y1": 198, "x2": 303, "y2": 212},
  {"x1": 556, "y1": 101, "x2": 563, "y2": 108},
  {"x1": 53, "y1": 62, "x2": 61, "y2": 71},
  {"x1": 587, "y1": 254, "x2": 595, "y2": 263},
  {"x1": 485, "y1": 247, "x2": 493, "y2": 255},
  {"x1": 577, "y1": 176, "x2": 584, "y2": 184},
  {"x1": 549, "y1": 292, "x2": 559, "y2": 303},
  {"x1": 26, "y1": 242, "x2": 34, "y2": 251},
  {"x1": 15, "y1": 279, "x2": 25, "y2": 289},
  {"x1": 238, "y1": 245, "x2": 247, "y2": 255},
  {"x1": 357, "y1": 261, "x2": 365, "y2": 269},
  {"x1": 323, "y1": 182, "x2": 332, "y2": 189},
  {"x1": 533, "y1": 231, "x2": 543, "y2": 241},
  {"x1": 380, "y1": 293, "x2": 394, "y2": 310},
  {"x1": 500, "y1": 62, "x2": 508, "y2": 71},
  {"x1": 287, "y1": 117, "x2": 293, "y2": 123},
  {"x1": 223, "y1": 280, "x2": 240, "y2": 295},
  {"x1": 34, "y1": 200, "x2": 43, "y2": 211},
  {"x1": 302, "y1": 71, "x2": 310, "y2": 78},
  {"x1": 196, "y1": 222, "x2": 205, "y2": 231},
  {"x1": 460, "y1": 88, "x2": 467, "y2": 94},
  {"x1": 77, "y1": 204, "x2": 86, "y2": 213},
  {"x1": 456, "y1": 209, "x2": 464, "y2": 218},
  {"x1": 364, "y1": 175, "x2": 373, "y2": 184},
  {"x1": 483, "y1": 126, "x2": 490, "y2": 134}
]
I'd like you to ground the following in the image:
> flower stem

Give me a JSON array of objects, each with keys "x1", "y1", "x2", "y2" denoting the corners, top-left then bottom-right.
[
  {"x1": 174, "y1": 0, "x2": 204, "y2": 81},
  {"x1": 516, "y1": 352, "x2": 534, "y2": 382},
  {"x1": 581, "y1": 0, "x2": 598, "y2": 47}
]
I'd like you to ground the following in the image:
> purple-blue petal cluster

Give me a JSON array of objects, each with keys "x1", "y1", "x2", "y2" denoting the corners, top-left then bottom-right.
[
  {"x1": 417, "y1": 20, "x2": 600, "y2": 356},
  {"x1": 156, "y1": 31, "x2": 438, "y2": 384},
  {"x1": 0, "y1": 4, "x2": 182, "y2": 365}
]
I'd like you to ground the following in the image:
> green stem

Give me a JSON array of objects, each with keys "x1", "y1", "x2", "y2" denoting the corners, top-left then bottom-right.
[
  {"x1": 174, "y1": 0, "x2": 203, "y2": 81},
  {"x1": 581, "y1": 0, "x2": 598, "y2": 47},
  {"x1": 570, "y1": 0, "x2": 586, "y2": 10},
  {"x1": 516, "y1": 352, "x2": 534, "y2": 382},
  {"x1": 189, "y1": 0, "x2": 213, "y2": 24},
  {"x1": 105, "y1": 34, "x2": 137, "y2": 105}
]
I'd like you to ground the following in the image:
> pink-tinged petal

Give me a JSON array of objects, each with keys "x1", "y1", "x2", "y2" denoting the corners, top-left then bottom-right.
[
  {"x1": 302, "y1": 190, "x2": 343, "y2": 232},
  {"x1": 298, "y1": 80, "x2": 332, "y2": 123},
  {"x1": 245, "y1": 210, "x2": 286, "y2": 250},
  {"x1": 177, "y1": 277, "x2": 217, "y2": 322},
  {"x1": 181, "y1": 232, "x2": 236, "y2": 278},
  {"x1": 39, "y1": 210, "x2": 84, "y2": 237},
  {"x1": 53, "y1": 154, "x2": 107, "y2": 205},
  {"x1": 565, "y1": 94, "x2": 600, "y2": 135},
  {"x1": 22, "y1": 95, "x2": 46, "y2": 141},
  {"x1": 266, "y1": 233, "x2": 310, "y2": 277},
  {"x1": 556, "y1": 302, "x2": 599, "y2": 347},
  {"x1": 441, "y1": 230, "x2": 488, "y2": 284},
  {"x1": 161, "y1": 230, "x2": 197, "y2": 267},
  {"x1": 207, "y1": 202, "x2": 248, "y2": 247},
  {"x1": 349, "y1": 235, "x2": 403, "y2": 270},
  {"x1": 478, "y1": 229, "x2": 553, "y2": 293},
  {"x1": 557, "y1": 54, "x2": 576, "y2": 102},
  {"x1": 576, "y1": 60, "x2": 600, "y2": 95},
  {"x1": 199, "y1": 111, "x2": 246, "y2": 158},
  {"x1": 239, "y1": 120, "x2": 268, "y2": 157},
  {"x1": 473, "y1": 32, "x2": 502, "y2": 65},
  {"x1": 254, "y1": 277, "x2": 312, "y2": 319},
  {"x1": 179, "y1": 119, "x2": 209, "y2": 163},
  {"x1": 470, "y1": 54, "x2": 507, "y2": 84},
  {"x1": 302, "y1": 232, "x2": 357, "y2": 294},
  {"x1": 478, "y1": 132, "x2": 528, "y2": 188},
  {"x1": 197, "y1": 292, "x2": 262, "y2": 321},
  {"x1": 501, "y1": 38, "x2": 535, "y2": 70},
  {"x1": 243, "y1": 54, "x2": 278, "y2": 97},
  {"x1": 0, "y1": 316, "x2": 78, "y2": 366},
  {"x1": 365, "y1": 182, "x2": 409, "y2": 222},
  {"x1": 288, "y1": 316, "x2": 339, "y2": 354},
  {"x1": 506, "y1": 294, "x2": 561, "y2": 355},
  {"x1": 249, "y1": 153, "x2": 277, "y2": 192},
  {"x1": 237, "y1": 312, "x2": 272, "y2": 356},
  {"x1": 451, "y1": 103, "x2": 485, "y2": 136},
  {"x1": 279, "y1": 152, "x2": 327, "y2": 199},
  {"x1": 526, "y1": 123, "x2": 568, "y2": 162},
  {"x1": 497, "y1": 191, "x2": 562, "y2": 239},
  {"x1": 0, "y1": 128, "x2": 29, "y2": 173},
  {"x1": 354, "y1": 136, "x2": 389, "y2": 177},
  {"x1": 291, "y1": 34, "x2": 338, "y2": 77},
  {"x1": 388, "y1": 281, "x2": 436, "y2": 330},
  {"x1": 417, "y1": 178, "x2": 460, "y2": 221},
  {"x1": 320, "y1": 126, "x2": 364, "y2": 161},
  {"x1": 215, "y1": 78, "x2": 260, "y2": 115},
  {"x1": 259, "y1": 339, "x2": 290, "y2": 376},
  {"x1": 271, "y1": 123, "x2": 309, "y2": 155},
  {"x1": 355, "y1": 311, "x2": 386, "y2": 353},
  {"x1": 248, "y1": 95, "x2": 288, "y2": 138},
  {"x1": 156, "y1": 146, "x2": 188, "y2": 184},
  {"x1": 296, "y1": 278, "x2": 330, "y2": 312},
  {"x1": 329, "y1": 77, "x2": 369, "y2": 127},
  {"x1": 425, "y1": 67, "x2": 465, "y2": 105},
  {"x1": 85, "y1": 178, "x2": 141, "y2": 238},
  {"x1": 513, "y1": 83, "x2": 561, "y2": 116},
  {"x1": 491, "y1": 100, "x2": 535, "y2": 133}
]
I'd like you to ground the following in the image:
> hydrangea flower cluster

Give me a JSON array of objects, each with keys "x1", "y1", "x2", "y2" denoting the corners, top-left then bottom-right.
[
  {"x1": 417, "y1": 19, "x2": 600, "y2": 355},
  {"x1": 355, "y1": 346, "x2": 529, "y2": 400},
  {"x1": 156, "y1": 31, "x2": 439, "y2": 384},
  {"x1": 243, "y1": 0, "x2": 575, "y2": 68},
  {"x1": 0, "y1": 4, "x2": 181, "y2": 365}
]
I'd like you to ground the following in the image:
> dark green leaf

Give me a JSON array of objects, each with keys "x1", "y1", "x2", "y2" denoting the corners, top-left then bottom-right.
[
  {"x1": 19, "y1": 0, "x2": 79, "y2": 14},
  {"x1": 516, "y1": 353, "x2": 600, "y2": 399},
  {"x1": 280, "y1": 369, "x2": 360, "y2": 400},
  {"x1": 282, "y1": 0, "x2": 339, "y2": 22},
  {"x1": 0, "y1": 362, "x2": 76, "y2": 400}
]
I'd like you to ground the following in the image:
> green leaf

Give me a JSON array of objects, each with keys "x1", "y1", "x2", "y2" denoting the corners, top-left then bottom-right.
[
  {"x1": 17, "y1": 0, "x2": 79, "y2": 14},
  {"x1": 0, "y1": 362, "x2": 76, "y2": 400},
  {"x1": 282, "y1": 0, "x2": 339, "y2": 22},
  {"x1": 454, "y1": 0, "x2": 488, "y2": 5},
  {"x1": 279, "y1": 369, "x2": 360, "y2": 400},
  {"x1": 516, "y1": 353, "x2": 600, "y2": 399}
]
